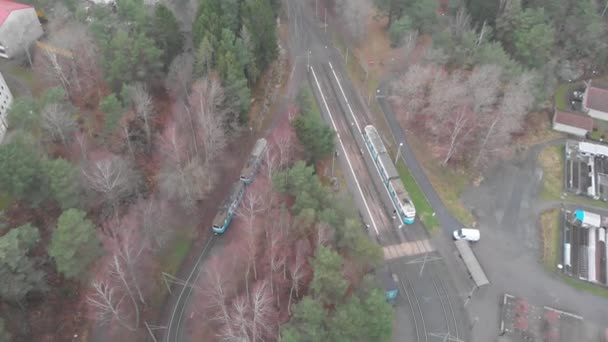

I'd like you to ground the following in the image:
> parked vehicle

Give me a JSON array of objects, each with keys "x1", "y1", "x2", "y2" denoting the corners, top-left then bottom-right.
[
  {"x1": 453, "y1": 228, "x2": 480, "y2": 242},
  {"x1": 377, "y1": 266, "x2": 399, "y2": 304}
]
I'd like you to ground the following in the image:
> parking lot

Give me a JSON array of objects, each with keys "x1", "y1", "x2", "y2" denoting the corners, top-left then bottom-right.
[
  {"x1": 499, "y1": 293, "x2": 605, "y2": 342},
  {"x1": 461, "y1": 143, "x2": 608, "y2": 341}
]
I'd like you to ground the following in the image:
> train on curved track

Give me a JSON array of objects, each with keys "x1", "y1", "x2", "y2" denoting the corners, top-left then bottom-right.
[{"x1": 211, "y1": 138, "x2": 267, "y2": 234}]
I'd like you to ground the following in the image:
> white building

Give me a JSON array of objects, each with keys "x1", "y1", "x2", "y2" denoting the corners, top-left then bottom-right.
[
  {"x1": 582, "y1": 83, "x2": 608, "y2": 121},
  {"x1": 0, "y1": 0, "x2": 43, "y2": 59},
  {"x1": 0, "y1": 72, "x2": 12, "y2": 141}
]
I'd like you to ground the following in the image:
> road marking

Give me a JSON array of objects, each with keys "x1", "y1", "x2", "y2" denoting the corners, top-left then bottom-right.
[
  {"x1": 328, "y1": 61, "x2": 363, "y2": 133},
  {"x1": 310, "y1": 66, "x2": 379, "y2": 235},
  {"x1": 383, "y1": 240, "x2": 435, "y2": 260}
]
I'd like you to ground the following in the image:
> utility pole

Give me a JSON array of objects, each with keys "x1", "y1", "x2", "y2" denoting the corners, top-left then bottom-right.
[
  {"x1": 345, "y1": 47, "x2": 349, "y2": 65},
  {"x1": 395, "y1": 142, "x2": 404, "y2": 164},
  {"x1": 331, "y1": 151, "x2": 337, "y2": 177},
  {"x1": 324, "y1": 8, "x2": 327, "y2": 33},
  {"x1": 307, "y1": 50, "x2": 311, "y2": 70}
]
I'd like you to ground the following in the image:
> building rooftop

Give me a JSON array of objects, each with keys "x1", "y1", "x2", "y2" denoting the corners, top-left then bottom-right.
[
  {"x1": 554, "y1": 110, "x2": 594, "y2": 131},
  {"x1": 0, "y1": 0, "x2": 32, "y2": 26},
  {"x1": 584, "y1": 86, "x2": 608, "y2": 114}
]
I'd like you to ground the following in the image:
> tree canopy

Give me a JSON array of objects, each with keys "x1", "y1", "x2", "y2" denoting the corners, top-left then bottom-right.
[
  {"x1": 293, "y1": 86, "x2": 335, "y2": 162},
  {"x1": 0, "y1": 139, "x2": 42, "y2": 202},
  {"x1": 49, "y1": 209, "x2": 101, "y2": 280},
  {"x1": 0, "y1": 223, "x2": 47, "y2": 303}
]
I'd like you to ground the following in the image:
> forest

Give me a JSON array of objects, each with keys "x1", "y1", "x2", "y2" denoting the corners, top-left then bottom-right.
[
  {"x1": 0, "y1": 0, "x2": 397, "y2": 340},
  {"x1": 0, "y1": 0, "x2": 284, "y2": 340},
  {"x1": 358, "y1": 0, "x2": 608, "y2": 168}
]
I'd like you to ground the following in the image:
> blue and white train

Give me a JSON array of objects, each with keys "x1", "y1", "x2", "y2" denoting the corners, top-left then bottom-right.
[
  {"x1": 212, "y1": 138, "x2": 267, "y2": 234},
  {"x1": 363, "y1": 125, "x2": 416, "y2": 224},
  {"x1": 240, "y1": 138, "x2": 267, "y2": 184}
]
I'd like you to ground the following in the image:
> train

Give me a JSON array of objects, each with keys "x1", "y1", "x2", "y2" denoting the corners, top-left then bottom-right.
[
  {"x1": 240, "y1": 138, "x2": 267, "y2": 184},
  {"x1": 211, "y1": 138, "x2": 267, "y2": 234},
  {"x1": 363, "y1": 125, "x2": 416, "y2": 225}
]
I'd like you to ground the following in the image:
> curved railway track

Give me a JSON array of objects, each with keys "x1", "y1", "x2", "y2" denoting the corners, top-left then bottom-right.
[
  {"x1": 398, "y1": 270, "x2": 428, "y2": 342},
  {"x1": 165, "y1": 235, "x2": 217, "y2": 342}
]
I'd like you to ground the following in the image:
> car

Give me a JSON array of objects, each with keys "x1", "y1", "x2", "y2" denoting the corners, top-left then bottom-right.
[{"x1": 453, "y1": 228, "x2": 480, "y2": 242}]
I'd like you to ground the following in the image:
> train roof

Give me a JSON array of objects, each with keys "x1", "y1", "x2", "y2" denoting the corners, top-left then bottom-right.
[
  {"x1": 241, "y1": 138, "x2": 267, "y2": 175},
  {"x1": 378, "y1": 153, "x2": 399, "y2": 180},
  {"x1": 212, "y1": 182, "x2": 246, "y2": 227},
  {"x1": 365, "y1": 125, "x2": 387, "y2": 154},
  {"x1": 389, "y1": 178, "x2": 415, "y2": 211},
  {"x1": 251, "y1": 138, "x2": 267, "y2": 159}
]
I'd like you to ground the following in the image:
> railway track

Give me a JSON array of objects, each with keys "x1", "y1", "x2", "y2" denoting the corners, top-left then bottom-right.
[
  {"x1": 164, "y1": 235, "x2": 217, "y2": 342},
  {"x1": 315, "y1": 61, "x2": 467, "y2": 342},
  {"x1": 398, "y1": 268, "x2": 428, "y2": 342},
  {"x1": 431, "y1": 271, "x2": 460, "y2": 342}
]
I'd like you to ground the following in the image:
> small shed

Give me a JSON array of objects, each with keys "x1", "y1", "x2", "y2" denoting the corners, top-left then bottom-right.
[
  {"x1": 0, "y1": 0, "x2": 43, "y2": 59},
  {"x1": 552, "y1": 110, "x2": 594, "y2": 137}
]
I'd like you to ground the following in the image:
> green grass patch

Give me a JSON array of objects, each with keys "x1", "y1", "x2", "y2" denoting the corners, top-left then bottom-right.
[
  {"x1": 554, "y1": 84, "x2": 570, "y2": 111},
  {"x1": 560, "y1": 275, "x2": 608, "y2": 299},
  {"x1": 562, "y1": 193, "x2": 608, "y2": 210},
  {"x1": 396, "y1": 160, "x2": 440, "y2": 232},
  {"x1": 539, "y1": 145, "x2": 564, "y2": 201},
  {"x1": 405, "y1": 137, "x2": 475, "y2": 227},
  {"x1": 6, "y1": 64, "x2": 35, "y2": 95},
  {"x1": 539, "y1": 209, "x2": 560, "y2": 270},
  {"x1": 161, "y1": 235, "x2": 193, "y2": 274},
  {"x1": 149, "y1": 234, "x2": 194, "y2": 309}
]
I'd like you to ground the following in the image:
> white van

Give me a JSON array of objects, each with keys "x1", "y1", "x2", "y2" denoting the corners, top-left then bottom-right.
[{"x1": 453, "y1": 228, "x2": 480, "y2": 242}]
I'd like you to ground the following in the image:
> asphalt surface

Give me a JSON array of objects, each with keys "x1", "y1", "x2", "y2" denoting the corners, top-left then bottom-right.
[
  {"x1": 461, "y1": 143, "x2": 608, "y2": 341},
  {"x1": 291, "y1": 2, "x2": 473, "y2": 341}
]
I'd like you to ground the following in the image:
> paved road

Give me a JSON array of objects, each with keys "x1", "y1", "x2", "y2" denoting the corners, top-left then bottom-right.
[{"x1": 461, "y1": 143, "x2": 608, "y2": 341}]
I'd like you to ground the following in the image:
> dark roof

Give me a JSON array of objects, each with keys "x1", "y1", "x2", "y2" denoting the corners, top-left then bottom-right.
[
  {"x1": 554, "y1": 110, "x2": 594, "y2": 131},
  {"x1": 584, "y1": 86, "x2": 608, "y2": 114}
]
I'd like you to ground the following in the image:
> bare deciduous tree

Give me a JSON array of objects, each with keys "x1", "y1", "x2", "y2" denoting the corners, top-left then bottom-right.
[
  {"x1": 109, "y1": 255, "x2": 141, "y2": 329},
  {"x1": 336, "y1": 0, "x2": 371, "y2": 43},
  {"x1": 87, "y1": 280, "x2": 136, "y2": 331},
  {"x1": 132, "y1": 83, "x2": 155, "y2": 148},
  {"x1": 442, "y1": 106, "x2": 476, "y2": 165},
  {"x1": 238, "y1": 191, "x2": 266, "y2": 299},
  {"x1": 40, "y1": 103, "x2": 76, "y2": 145},
  {"x1": 249, "y1": 281, "x2": 275, "y2": 341},
  {"x1": 157, "y1": 120, "x2": 213, "y2": 207},
  {"x1": 390, "y1": 64, "x2": 435, "y2": 120},
  {"x1": 468, "y1": 65, "x2": 502, "y2": 114},
  {"x1": 82, "y1": 155, "x2": 139, "y2": 221},
  {"x1": 202, "y1": 260, "x2": 235, "y2": 338},
  {"x1": 274, "y1": 133, "x2": 293, "y2": 170},
  {"x1": 165, "y1": 53, "x2": 194, "y2": 100},
  {"x1": 138, "y1": 197, "x2": 171, "y2": 250},
  {"x1": 37, "y1": 21, "x2": 102, "y2": 104},
  {"x1": 287, "y1": 249, "x2": 305, "y2": 314},
  {"x1": 189, "y1": 77, "x2": 228, "y2": 164}
]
